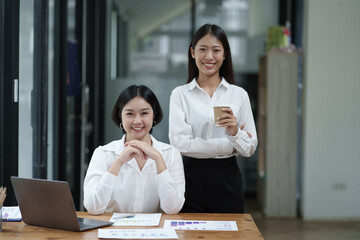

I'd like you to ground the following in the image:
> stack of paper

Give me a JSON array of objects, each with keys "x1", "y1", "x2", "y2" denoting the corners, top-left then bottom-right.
[
  {"x1": 98, "y1": 213, "x2": 239, "y2": 239},
  {"x1": 1, "y1": 206, "x2": 22, "y2": 222}
]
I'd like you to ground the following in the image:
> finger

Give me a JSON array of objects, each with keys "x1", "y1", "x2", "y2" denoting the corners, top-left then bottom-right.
[
  {"x1": 126, "y1": 145, "x2": 145, "y2": 159},
  {"x1": 217, "y1": 117, "x2": 237, "y2": 126},
  {"x1": 135, "y1": 147, "x2": 145, "y2": 158},
  {"x1": 240, "y1": 124, "x2": 245, "y2": 130},
  {"x1": 217, "y1": 116, "x2": 236, "y2": 126},
  {"x1": 125, "y1": 140, "x2": 140, "y2": 147},
  {"x1": 217, "y1": 111, "x2": 236, "y2": 120},
  {"x1": 221, "y1": 107, "x2": 233, "y2": 115}
]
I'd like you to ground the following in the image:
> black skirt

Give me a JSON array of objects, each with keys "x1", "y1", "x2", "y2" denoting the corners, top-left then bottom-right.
[{"x1": 180, "y1": 155, "x2": 245, "y2": 213}]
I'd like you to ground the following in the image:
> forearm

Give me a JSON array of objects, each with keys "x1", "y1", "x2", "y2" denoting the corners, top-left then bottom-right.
[
  {"x1": 83, "y1": 171, "x2": 115, "y2": 215},
  {"x1": 154, "y1": 155, "x2": 167, "y2": 174},
  {"x1": 157, "y1": 170, "x2": 185, "y2": 214},
  {"x1": 227, "y1": 128, "x2": 258, "y2": 157},
  {"x1": 170, "y1": 135, "x2": 233, "y2": 158}
]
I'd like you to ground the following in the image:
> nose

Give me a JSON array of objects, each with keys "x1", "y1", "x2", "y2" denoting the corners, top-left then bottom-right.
[
  {"x1": 134, "y1": 114, "x2": 142, "y2": 123},
  {"x1": 205, "y1": 51, "x2": 213, "y2": 60}
]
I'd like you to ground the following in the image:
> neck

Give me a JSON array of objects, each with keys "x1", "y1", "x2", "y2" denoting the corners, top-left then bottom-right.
[{"x1": 197, "y1": 74, "x2": 221, "y2": 97}]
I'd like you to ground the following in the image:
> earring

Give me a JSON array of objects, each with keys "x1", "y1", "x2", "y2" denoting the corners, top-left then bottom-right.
[
  {"x1": 153, "y1": 121, "x2": 157, "y2": 126},
  {"x1": 120, "y1": 123, "x2": 123, "y2": 129}
]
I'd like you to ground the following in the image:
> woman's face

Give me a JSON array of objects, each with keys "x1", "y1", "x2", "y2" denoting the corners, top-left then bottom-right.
[
  {"x1": 191, "y1": 33, "x2": 225, "y2": 79},
  {"x1": 121, "y1": 96, "x2": 154, "y2": 142}
]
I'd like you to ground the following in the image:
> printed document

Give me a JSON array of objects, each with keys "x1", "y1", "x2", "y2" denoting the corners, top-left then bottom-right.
[
  {"x1": 98, "y1": 228, "x2": 178, "y2": 239},
  {"x1": 163, "y1": 220, "x2": 238, "y2": 231},
  {"x1": 1, "y1": 206, "x2": 22, "y2": 222},
  {"x1": 110, "y1": 213, "x2": 161, "y2": 226}
]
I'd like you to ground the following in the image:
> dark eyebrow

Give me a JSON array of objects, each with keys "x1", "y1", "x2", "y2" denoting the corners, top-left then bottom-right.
[
  {"x1": 198, "y1": 44, "x2": 222, "y2": 48},
  {"x1": 124, "y1": 108, "x2": 151, "y2": 112}
]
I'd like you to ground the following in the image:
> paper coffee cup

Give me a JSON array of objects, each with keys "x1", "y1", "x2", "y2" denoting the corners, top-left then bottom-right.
[{"x1": 213, "y1": 106, "x2": 229, "y2": 126}]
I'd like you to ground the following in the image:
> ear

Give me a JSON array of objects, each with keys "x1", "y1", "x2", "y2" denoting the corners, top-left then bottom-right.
[{"x1": 190, "y1": 47, "x2": 195, "y2": 59}]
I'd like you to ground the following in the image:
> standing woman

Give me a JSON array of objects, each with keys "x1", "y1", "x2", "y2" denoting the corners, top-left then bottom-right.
[
  {"x1": 84, "y1": 85, "x2": 185, "y2": 215},
  {"x1": 169, "y1": 24, "x2": 257, "y2": 213}
]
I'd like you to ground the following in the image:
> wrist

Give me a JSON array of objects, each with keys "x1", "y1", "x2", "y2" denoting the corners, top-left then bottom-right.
[{"x1": 226, "y1": 126, "x2": 238, "y2": 136}]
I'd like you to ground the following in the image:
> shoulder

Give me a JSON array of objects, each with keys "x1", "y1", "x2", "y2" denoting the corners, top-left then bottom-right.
[
  {"x1": 153, "y1": 138, "x2": 178, "y2": 152},
  {"x1": 171, "y1": 84, "x2": 189, "y2": 95},
  {"x1": 225, "y1": 84, "x2": 249, "y2": 99},
  {"x1": 170, "y1": 84, "x2": 191, "y2": 104},
  {"x1": 228, "y1": 83, "x2": 246, "y2": 93},
  {"x1": 152, "y1": 137, "x2": 181, "y2": 156},
  {"x1": 221, "y1": 78, "x2": 247, "y2": 95},
  {"x1": 96, "y1": 138, "x2": 123, "y2": 153}
]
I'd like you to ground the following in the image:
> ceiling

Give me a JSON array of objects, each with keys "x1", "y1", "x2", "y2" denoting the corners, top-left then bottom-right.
[{"x1": 113, "y1": 0, "x2": 201, "y2": 38}]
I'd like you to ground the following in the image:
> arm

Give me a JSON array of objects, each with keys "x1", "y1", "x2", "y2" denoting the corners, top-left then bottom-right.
[
  {"x1": 125, "y1": 140, "x2": 185, "y2": 214},
  {"x1": 83, "y1": 145, "x2": 145, "y2": 215},
  {"x1": 157, "y1": 148, "x2": 185, "y2": 214},
  {"x1": 169, "y1": 89, "x2": 233, "y2": 158},
  {"x1": 226, "y1": 93, "x2": 258, "y2": 157},
  {"x1": 83, "y1": 148, "x2": 116, "y2": 215}
]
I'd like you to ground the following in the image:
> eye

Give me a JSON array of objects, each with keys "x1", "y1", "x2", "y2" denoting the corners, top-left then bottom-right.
[
  {"x1": 199, "y1": 48, "x2": 206, "y2": 52},
  {"x1": 142, "y1": 111, "x2": 149, "y2": 115},
  {"x1": 126, "y1": 112, "x2": 133, "y2": 116}
]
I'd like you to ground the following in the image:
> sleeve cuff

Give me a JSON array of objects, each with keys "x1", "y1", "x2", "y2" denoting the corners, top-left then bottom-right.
[{"x1": 226, "y1": 126, "x2": 247, "y2": 141}]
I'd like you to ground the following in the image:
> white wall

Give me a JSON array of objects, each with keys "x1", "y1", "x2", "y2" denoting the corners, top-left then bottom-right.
[{"x1": 302, "y1": 0, "x2": 360, "y2": 220}]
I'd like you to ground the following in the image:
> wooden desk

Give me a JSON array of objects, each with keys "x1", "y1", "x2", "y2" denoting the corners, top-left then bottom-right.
[{"x1": 0, "y1": 212, "x2": 264, "y2": 239}]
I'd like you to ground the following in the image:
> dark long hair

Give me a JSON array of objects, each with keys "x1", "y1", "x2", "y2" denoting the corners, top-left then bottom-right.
[
  {"x1": 112, "y1": 85, "x2": 163, "y2": 134},
  {"x1": 187, "y1": 24, "x2": 234, "y2": 84}
]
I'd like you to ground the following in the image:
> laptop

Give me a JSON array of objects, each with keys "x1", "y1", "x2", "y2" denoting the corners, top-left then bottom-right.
[{"x1": 10, "y1": 176, "x2": 113, "y2": 231}]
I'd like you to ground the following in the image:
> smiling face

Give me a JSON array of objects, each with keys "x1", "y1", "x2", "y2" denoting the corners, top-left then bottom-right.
[
  {"x1": 121, "y1": 96, "x2": 154, "y2": 143},
  {"x1": 191, "y1": 33, "x2": 225, "y2": 79}
]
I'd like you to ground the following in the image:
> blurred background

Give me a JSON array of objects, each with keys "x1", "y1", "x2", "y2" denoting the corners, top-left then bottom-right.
[{"x1": 1, "y1": 0, "x2": 359, "y2": 238}]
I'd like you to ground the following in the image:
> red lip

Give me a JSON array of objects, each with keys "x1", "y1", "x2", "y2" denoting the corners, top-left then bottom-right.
[
  {"x1": 131, "y1": 127, "x2": 144, "y2": 132},
  {"x1": 204, "y1": 62, "x2": 215, "y2": 69}
]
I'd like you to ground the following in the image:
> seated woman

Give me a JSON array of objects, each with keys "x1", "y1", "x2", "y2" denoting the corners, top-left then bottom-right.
[{"x1": 83, "y1": 85, "x2": 185, "y2": 215}]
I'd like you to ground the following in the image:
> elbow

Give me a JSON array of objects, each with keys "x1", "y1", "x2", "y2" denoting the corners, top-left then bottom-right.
[
  {"x1": 86, "y1": 208, "x2": 104, "y2": 216},
  {"x1": 239, "y1": 140, "x2": 258, "y2": 157},
  {"x1": 242, "y1": 151, "x2": 253, "y2": 158},
  {"x1": 84, "y1": 204, "x2": 105, "y2": 215},
  {"x1": 170, "y1": 137, "x2": 190, "y2": 155},
  {"x1": 161, "y1": 195, "x2": 185, "y2": 214},
  {"x1": 83, "y1": 195, "x2": 106, "y2": 215}
]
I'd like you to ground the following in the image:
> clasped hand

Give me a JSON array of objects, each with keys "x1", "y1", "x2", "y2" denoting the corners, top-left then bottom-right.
[{"x1": 120, "y1": 140, "x2": 161, "y2": 163}]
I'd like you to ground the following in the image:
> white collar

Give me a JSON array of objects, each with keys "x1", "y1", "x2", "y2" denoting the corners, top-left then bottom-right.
[
  {"x1": 188, "y1": 77, "x2": 230, "y2": 91},
  {"x1": 102, "y1": 134, "x2": 171, "y2": 154}
]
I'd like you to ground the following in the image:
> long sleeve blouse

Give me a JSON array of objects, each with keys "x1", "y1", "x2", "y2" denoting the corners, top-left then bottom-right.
[
  {"x1": 83, "y1": 135, "x2": 185, "y2": 215},
  {"x1": 169, "y1": 78, "x2": 258, "y2": 159}
]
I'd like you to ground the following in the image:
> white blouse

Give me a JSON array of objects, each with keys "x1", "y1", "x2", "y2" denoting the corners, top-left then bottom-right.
[
  {"x1": 169, "y1": 78, "x2": 258, "y2": 159},
  {"x1": 83, "y1": 135, "x2": 185, "y2": 215}
]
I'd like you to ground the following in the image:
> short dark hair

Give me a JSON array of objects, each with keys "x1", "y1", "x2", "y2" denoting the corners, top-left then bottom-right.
[
  {"x1": 112, "y1": 85, "x2": 163, "y2": 134},
  {"x1": 187, "y1": 24, "x2": 234, "y2": 84}
]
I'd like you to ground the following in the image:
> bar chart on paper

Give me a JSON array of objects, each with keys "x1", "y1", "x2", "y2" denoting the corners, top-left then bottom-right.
[
  {"x1": 109, "y1": 213, "x2": 162, "y2": 226},
  {"x1": 163, "y1": 220, "x2": 238, "y2": 231}
]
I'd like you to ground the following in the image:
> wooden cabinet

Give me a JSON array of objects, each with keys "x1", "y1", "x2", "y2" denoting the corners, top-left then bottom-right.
[{"x1": 257, "y1": 52, "x2": 298, "y2": 217}]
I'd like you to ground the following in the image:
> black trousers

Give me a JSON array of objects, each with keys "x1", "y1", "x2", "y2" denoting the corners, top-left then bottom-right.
[{"x1": 180, "y1": 155, "x2": 245, "y2": 213}]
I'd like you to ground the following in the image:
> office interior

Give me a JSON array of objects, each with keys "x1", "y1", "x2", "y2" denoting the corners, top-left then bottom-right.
[{"x1": 1, "y1": 0, "x2": 359, "y2": 239}]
